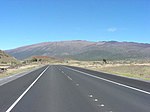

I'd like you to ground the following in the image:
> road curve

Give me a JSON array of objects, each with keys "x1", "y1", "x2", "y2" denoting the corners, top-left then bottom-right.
[{"x1": 0, "y1": 65, "x2": 150, "y2": 112}]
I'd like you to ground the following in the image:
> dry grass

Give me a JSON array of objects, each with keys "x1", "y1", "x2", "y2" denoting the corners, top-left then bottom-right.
[
  {"x1": 95, "y1": 65, "x2": 150, "y2": 81},
  {"x1": 0, "y1": 64, "x2": 42, "y2": 78},
  {"x1": 64, "y1": 60, "x2": 150, "y2": 81}
]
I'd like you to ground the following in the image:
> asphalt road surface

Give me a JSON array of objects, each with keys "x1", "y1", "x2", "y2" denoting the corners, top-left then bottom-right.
[{"x1": 0, "y1": 65, "x2": 150, "y2": 112}]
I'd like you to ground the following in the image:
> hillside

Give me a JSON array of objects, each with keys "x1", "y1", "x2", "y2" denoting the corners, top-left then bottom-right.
[
  {"x1": 6, "y1": 40, "x2": 150, "y2": 61},
  {"x1": 0, "y1": 50, "x2": 18, "y2": 64},
  {"x1": 6, "y1": 40, "x2": 93, "y2": 60}
]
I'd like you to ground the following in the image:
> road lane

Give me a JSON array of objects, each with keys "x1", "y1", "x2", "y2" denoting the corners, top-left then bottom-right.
[
  {"x1": 61, "y1": 65, "x2": 150, "y2": 112},
  {"x1": 10, "y1": 65, "x2": 99, "y2": 112},
  {"x1": 6, "y1": 66, "x2": 49, "y2": 112},
  {"x1": 0, "y1": 66, "x2": 45, "y2": 86},
  {"x1": 0, "y1": 65, "x2": 49, "y2": 112},
  {"x1": 65, "y1": 65, "x2": 150, "y2": 92},
  {"x1": 1, "y1": 65, "x2": 150, "y2": 112}
]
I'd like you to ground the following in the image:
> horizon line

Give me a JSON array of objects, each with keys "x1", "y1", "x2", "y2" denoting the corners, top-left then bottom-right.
[{"x1": 3, "y1": 40, "x2": 150, "y2": 51}]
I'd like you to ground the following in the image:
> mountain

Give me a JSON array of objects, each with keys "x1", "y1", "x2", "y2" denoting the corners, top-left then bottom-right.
[
  {"x1": 6, "y1": 40, "x2": 93, "y2": 60},
  {"x1": 5, "y1": 40, "x2": 150, "y2": 61},
  {"x1": 0, "y1": 50, "x2": 18, "y2": 64}
]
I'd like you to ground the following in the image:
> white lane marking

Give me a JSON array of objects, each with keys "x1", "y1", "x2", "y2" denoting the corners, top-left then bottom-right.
[
  {"x1": 94, "y1": 99, "x2": 98, "y2": 102},
  {"x1": 64, "y1": 67, "x2": 150, "y2": 95},
  {"x1": 89, "y1": 94, "x2": 93, "y2": 98},
  {"x1": 0, "y1": 66, "x2": 46, "y2": 86},
  {"x1": 100, "y1": 104, "x2": 104, "y2": 107},
  {"x1": 62, "y1": 71, "x2": 64, "y2": 74},
  {"x1": 62, "y1": 72, "x2": 73, "y2": 81},
  {"x1": 98, "y1": 104, "x2": 105, "y2": 107},
  {"x1": 67, "y1": 76, "x2": 72, "y2": 80},
  {"x1": 76, "y1": 84, "x2": 79, "y2": 86},
  {"x1": 6, "y1": 66, "x2": 49, "y2": 112},
  {"x1": 64, "y1": 74, "x2": 68, "y2": 77}
]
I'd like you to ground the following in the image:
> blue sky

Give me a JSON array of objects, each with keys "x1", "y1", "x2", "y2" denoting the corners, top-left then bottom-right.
[{"x1": 0, "y1": 0, "x2": 149, "y2": 50}]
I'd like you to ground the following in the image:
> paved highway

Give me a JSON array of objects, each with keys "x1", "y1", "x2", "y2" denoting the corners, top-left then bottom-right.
[{"x1": 0, "y1": 65, "x2": 150, "y2": 112}]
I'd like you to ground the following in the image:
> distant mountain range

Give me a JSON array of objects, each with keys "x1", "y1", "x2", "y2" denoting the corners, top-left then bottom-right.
[{"x1": 5, "y1": 40, "x2": 150, "y2": 61}]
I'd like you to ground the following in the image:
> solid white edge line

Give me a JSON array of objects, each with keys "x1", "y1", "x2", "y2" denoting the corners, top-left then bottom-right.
[
  {"x1": 0, "y1": 66, "x2": 45, "y2": 86},
  {"x1": 67, "y1": 76, "x2": 72, "y2": 80},
  {"x1": 6, "y1": 66, "x2": 49, "y2": 112},
  {"x1": 64, "y1": 66, "x2": 150, "y2": 95}
]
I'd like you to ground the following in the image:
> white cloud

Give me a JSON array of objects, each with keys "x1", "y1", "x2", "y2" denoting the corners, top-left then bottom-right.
[{"x1": 107, "y1": 27, "x2": 117, "y2": 32}]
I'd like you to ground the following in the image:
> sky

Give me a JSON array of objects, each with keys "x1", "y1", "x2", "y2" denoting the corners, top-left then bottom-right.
[{"x1": 0, "y1": 0, "x2": 149, "y2": 50}]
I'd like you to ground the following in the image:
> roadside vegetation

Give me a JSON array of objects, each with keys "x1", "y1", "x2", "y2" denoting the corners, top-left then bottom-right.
[
  {"x1": 63, "y1": 60, "x2": 150, "y2": 81},
  {"x1": 0, "y1": 55, "x2": 63, "y2": 78},
  {"x1": 97, "y1": 65, "x2": 150, "y2": 81},
  {"x1": 0, "y1": 64, "x2": 42, "y2": 78}
]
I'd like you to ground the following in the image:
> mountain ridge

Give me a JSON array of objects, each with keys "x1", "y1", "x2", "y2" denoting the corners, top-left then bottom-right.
[{"x1": 5, "y1": 40, "x2": 150, "y2": 61}]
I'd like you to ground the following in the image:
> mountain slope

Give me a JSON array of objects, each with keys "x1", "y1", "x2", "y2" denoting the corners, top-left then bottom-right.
[
  {"x1": 0, "y1": 50, "x2": 18, "y2": 64},
  {"x1": 72, "y1": 41, "x2": 150, "y2": 60},
  {"x1": 6, "y1": 40, "x2": 150, "y2": 60},
  {"x1": 6, "y1": 40, "x2": 94, "y2": 60}
]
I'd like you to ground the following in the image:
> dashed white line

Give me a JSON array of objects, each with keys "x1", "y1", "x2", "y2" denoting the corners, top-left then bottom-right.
[
  {"x1": 76, "y1": 84, "x2": 79, "y2": 86},
  {"x1": 64, "y1": 74, "x2": 68, "y2": 77},
  {"x1": 67, "y1": 76, "x2": 72, "y2": 80},
  {"x1": 88, "y1": 94, "x2": 93, "y2": 98},
  {"x1": 6, "y1": 66, "x2": 49, "y2": 112},
  {"x1": 94, "y1": 99, "x2": 98, "y2": 102},
  {"x1": 100, "y1": 104, "x2": 104, "y2": 107},
  {"x1": 64, "y1": 66, "x2": 150, "y2": 95},
  {"x1": 97, "y1": 104, "x2": 105, "y2": 107}
]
